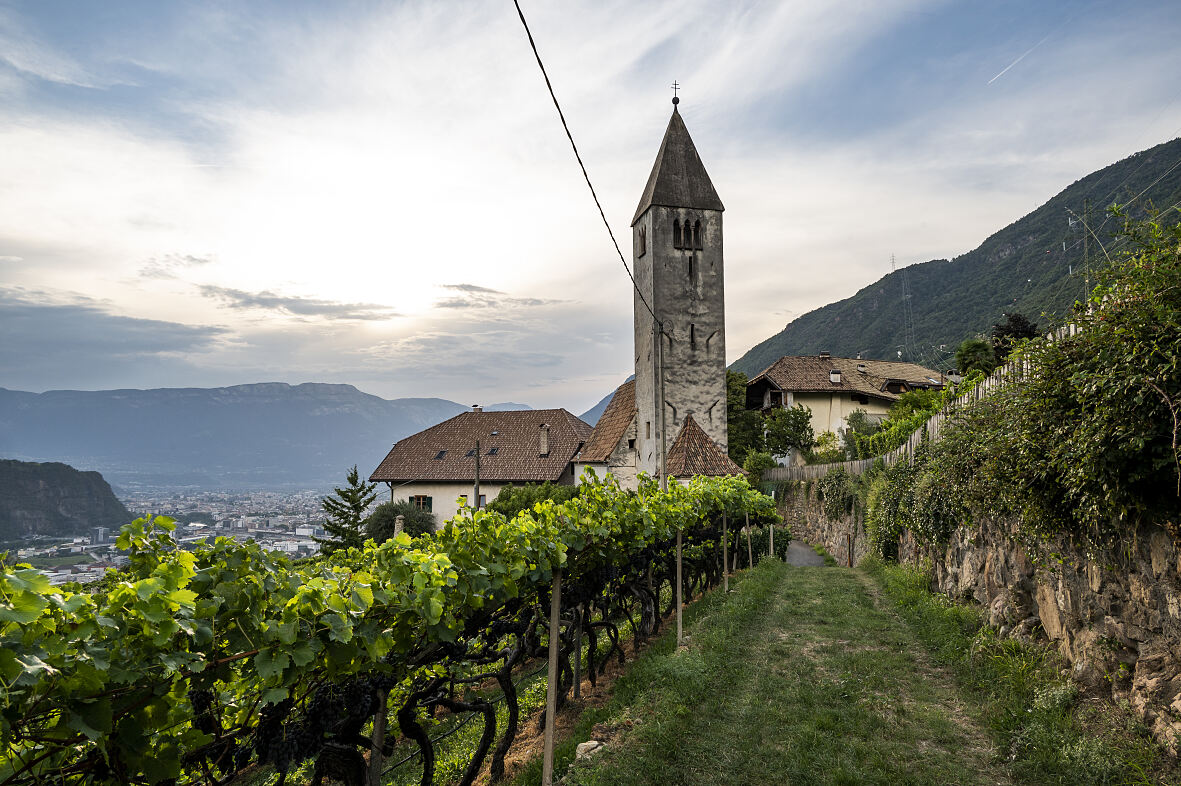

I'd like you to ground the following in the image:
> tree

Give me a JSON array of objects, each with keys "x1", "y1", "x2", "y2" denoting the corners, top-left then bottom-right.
[
  {"x1": 990, "y1": 312, "x2": 1038, "y2": 362},
  {"x1": 726, "y1": 369, "x2": 763, "y2": 461},
  {"x1": 764, "y1": 403, "x2": 814, "y2": 457},
  {"x1": 486, "y1": 481, "x2": 579, "y2": 518},
  {"x1": 804, "y1": 431, "x2": 845, "y2": 464},
  {"x1": 955, "y1": 338, "x2": 997, "y2": 375},
  {"x1": 366, "y1": 500, "x2": 436, "y2": 542},
  {"x1": 741, "y1": 451, "x2": 778, "y2": 487},
  {"x1": 314, "y1": 465, "x2": 377, "y2": 555}
]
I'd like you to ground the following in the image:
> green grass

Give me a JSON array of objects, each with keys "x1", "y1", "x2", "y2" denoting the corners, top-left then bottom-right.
[
  {"x1": 862, "y1": 556, "x2": 1179, "y2": 785},
  {"x1": 522, "y1": 560, "x2": 1007, "y2": 786}
]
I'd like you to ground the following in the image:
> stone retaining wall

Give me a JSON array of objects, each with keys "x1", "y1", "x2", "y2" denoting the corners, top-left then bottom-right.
[{"x1": 779, "y1": 487, "x2": 1181, "y2": 754}]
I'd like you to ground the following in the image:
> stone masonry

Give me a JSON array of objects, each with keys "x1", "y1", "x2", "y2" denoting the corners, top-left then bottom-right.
[{"x1": 780, "y1": 485, "x2": 1181, "y2": 754}]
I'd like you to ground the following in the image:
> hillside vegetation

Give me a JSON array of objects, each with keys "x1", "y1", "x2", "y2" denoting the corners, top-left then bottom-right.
[
  {"x1": 732, "y1": 136, "x2": 1181, "y2": 376},
  {"x1": 0, "y1": 459, "x2": 130, "y2": 540}
]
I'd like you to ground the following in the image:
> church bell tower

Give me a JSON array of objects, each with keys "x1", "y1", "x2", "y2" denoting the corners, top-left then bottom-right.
[{"x1": 631, "y1": 99, "x2": 727, "y2": 480}]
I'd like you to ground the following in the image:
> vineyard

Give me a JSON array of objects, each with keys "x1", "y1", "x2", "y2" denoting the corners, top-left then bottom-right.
[{"x1": 0, "y1": 472, "x2": 780, "y2": 786}]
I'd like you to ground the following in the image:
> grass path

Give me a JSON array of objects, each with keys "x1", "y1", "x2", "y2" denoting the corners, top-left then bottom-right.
[{"x1": 554, "y1": 558, "x2": 1009, "y2": 786}]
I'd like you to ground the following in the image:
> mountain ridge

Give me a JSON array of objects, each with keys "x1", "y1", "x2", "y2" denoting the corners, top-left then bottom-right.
[
  {"x1": 0, "y1": 383, "x2": 532, "y2": 490},
  {"x1": 731, "y1": 136, "x2": 1181, "y2": 376}
]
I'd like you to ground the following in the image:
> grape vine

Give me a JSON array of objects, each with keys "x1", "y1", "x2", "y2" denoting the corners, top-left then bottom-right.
[{"x1": 0, "y1": 471, "x2": 779, "y2": 785}]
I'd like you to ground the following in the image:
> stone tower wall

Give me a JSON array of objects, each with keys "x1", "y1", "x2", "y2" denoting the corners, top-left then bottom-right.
[{"x1": 633, "y1": 205, "x2": 727, "y2": 478}]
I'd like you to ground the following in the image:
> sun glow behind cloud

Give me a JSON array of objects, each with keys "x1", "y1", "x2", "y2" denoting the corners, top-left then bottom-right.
[{"x1": 1, "y1": 1, "x2": 1179, "y2": 411}]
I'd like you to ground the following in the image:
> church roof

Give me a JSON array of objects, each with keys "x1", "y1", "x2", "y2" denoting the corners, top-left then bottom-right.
[
  {"x1": 665, "y1": 414, "x2": 744, "y2": 478},
  {"x1": 370, "y1": 408, "x2": 592, "y2": 484},
  {"x1": 577, "y1": 379, "x2": 636, "y2": 463},
  {"x1": 632, "y1": 107, "x2": 724, "y2": 225}
]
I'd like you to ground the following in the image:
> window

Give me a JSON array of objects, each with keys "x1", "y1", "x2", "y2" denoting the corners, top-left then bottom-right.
[
  {"x1": 693, "y1": 219, "x2": 702, "y2": 249},
  {"x1": 627, "y1": 438, "x2": 636, "y2": 450},
  {"x1": 690, "y1": 323, "x2": 696, "y2": 347},
  {"x1": 459, "y1": 494, "x2": 486, "y2": 508},
  {"x1": 853, "y1": 394, "x2": 869, "y2": 405},
  {"x1": 433, "y1": 450, "x2": 447, "y2": 460},
  {"x1": 673, "y1": 219, "x2": 683, "y2": 249},
  {"x1": 478, "y1": 494, "x2": 486, "y2": 508},
  {"x1": 486, "y1": 446, "x2": 499, "y2": 455},
  {"x1": 645, "y1": 421, "x2": 651, "y2": 439},
  {"x1": 638, "y1": 226, "x2": 647, "y2": 257},
  {"x1": 687, "y1": 256, "x2": 695, "y2": 280},
  {"x1": 411, "y1": 495, "x2": 433, "y2": 512},
  {"x1": 465, "y1": 448, "x2": 476, "y2": 457}
]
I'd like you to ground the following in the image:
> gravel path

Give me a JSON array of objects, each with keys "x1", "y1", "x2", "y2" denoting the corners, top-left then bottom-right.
[{"x1": 785, "y1": 540, "x2": 828, "y2": 567}]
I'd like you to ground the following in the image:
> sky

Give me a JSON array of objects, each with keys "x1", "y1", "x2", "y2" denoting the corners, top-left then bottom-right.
[{"x1": 3, "y1": 0, "x2": 1180, "y2": 414}]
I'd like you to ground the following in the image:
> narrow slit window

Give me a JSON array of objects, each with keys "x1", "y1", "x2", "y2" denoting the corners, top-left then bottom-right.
[
  {"x1": 690, "y1": 323, "x2": 696, "y2": 346},
  {"x1": 673, "y1": 219, "x2": 682, "y2": 248},
  {"x1": 688, "y1": 256, "x2": 695, "y2": 280},
  {"x1": 638, "y1": 226, "x2": 647, "y2": 257}
]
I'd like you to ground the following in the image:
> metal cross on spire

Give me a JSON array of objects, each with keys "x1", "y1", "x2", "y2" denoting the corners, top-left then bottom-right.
[{"x1": 671, "y1": 80, "x2": 681, "y2": 105}]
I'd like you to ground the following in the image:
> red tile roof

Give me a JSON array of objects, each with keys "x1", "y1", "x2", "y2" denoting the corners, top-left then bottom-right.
[
  {"x1": 748, "y1": 355, "x2": 944, "y2": 402},
  {"x1": 578, "y1": 379, "x2": 636, "y2": 463},
  {"x1": 665, "y1": 415, "x2": 744, "y2": 478},
  {"x1": 369, "y1": 409, "x2": 592, "y2": 484}
]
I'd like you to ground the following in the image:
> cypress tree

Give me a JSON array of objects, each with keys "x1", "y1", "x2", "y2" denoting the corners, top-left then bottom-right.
[{"x1": 314, "y1": 465, "x2": 377, "y2": 555}]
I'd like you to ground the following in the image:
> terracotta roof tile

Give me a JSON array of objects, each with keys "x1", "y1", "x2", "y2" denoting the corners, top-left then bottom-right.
[
  {"x1": 665, "y1": 415, "x2": 744, "y2": 478},
  {"x1": 749, "y1": 355, "x2": 945, "y2": 402},
  {"x1": 369, "y1": 409, "x2": 592, "y2": 484},
  {"x1": 578, "y1": 379, "x2": 636, "y2": 463}
]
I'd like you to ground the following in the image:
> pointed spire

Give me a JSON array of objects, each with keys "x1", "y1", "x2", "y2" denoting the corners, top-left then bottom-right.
[{"x1": 632, "y1": 106, "x2": 724, "y2": 226}]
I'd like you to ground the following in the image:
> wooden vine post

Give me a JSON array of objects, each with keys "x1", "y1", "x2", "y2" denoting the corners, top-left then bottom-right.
[
  {"x1": 745, "y1": 512, "x2": 753, "y2": 568},
  {"x1": 367, "y1": 692, "x2": 388, "y2": 786},
  {"x1": 572, "y1": 604, "x2": 582, "y2": 700},
  {"x1": 722, "y1": 514, "x2": 729, "y2": 592},
  {"x1": 676, "y1": 529, "x2": 683, "y2": 646},
  {"x1": 541, "y1": 568, "x2": 562, "y2": 786},
  {"x1": 769, "y1": 520, "x2": 774, "y2": 559}
]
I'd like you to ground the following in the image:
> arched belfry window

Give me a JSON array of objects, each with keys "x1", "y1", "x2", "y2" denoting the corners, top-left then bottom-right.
[
  {"x1": 693, "y1": 220, "x2": 703, "y2": 250},
  {"x1": 638, "y1": 226, "x2": 647, "y2": 257},
  {"x1": 672, "y1": 219, "x2": 682, "y2": 249}
]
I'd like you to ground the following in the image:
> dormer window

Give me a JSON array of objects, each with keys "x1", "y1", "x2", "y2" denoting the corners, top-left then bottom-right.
[
  {"x1": 693, "y1": 220, "x2": 702, "y2": 249},
  {"x1": 673, "y1": 219, "x2": 683, "y2": 249}
]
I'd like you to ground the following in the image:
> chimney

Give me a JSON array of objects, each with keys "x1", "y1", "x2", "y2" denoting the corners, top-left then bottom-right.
[
  {"x1": 830, "y1": 369, "x2": 842, "y2": 384},
  {"x1": 539, "y1": 423, "x2": 550, "y2": 456},
  {"x1": 472, "y1": 404, "x2": 483, "y2": 413},
  {"x1": 819, "y1": 350, "x2": 830, "y2": 359},
  {"x1": 857, "y1": 363, "x2": 867, "y2": 374}
]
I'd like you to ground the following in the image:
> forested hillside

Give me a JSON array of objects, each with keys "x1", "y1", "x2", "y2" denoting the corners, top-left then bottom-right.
[
  {"x1": 0, "y1": 459, "x2": 130, "y2": 540},
  {"x1": 732, "y1": 137, "x2": 1181, "y2": 376}
]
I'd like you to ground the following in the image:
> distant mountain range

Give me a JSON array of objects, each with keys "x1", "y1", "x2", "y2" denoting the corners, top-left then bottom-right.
[
  {"x1": 1, "y1": 459, "x2": 130, "y2": 541},
  {"x1": 0, "y1": 384, "x2": 529, "y2": 490},
  {"x1": 731, "y1": 137, "x2": 1181, "y2": 376}
]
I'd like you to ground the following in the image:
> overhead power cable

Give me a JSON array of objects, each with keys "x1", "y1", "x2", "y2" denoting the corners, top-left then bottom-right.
[{"x1": 511, "y1": 0, "x2": 666, "y2": 336}]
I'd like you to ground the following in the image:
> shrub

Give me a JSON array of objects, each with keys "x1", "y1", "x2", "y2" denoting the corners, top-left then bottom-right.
[{"x1": 366, "y1": 499, "x2": 437, "y2": 540}]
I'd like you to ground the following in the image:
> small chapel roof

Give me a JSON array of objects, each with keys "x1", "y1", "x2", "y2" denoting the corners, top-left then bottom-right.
[
  {"x1": 665, "y1": 414, "x2": 744, "y2": 478},
  {"x1": 578, "y1": 379, "x2": 636, "y2": 463},
  {"x1": 632, "y1": 106, "x2": 725, "y2": 225}
]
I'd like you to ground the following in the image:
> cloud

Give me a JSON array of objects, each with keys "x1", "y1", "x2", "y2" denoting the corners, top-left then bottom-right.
[
  {"x1": 138, "y1": 253, "x2": 214, "y2": 280},
  {"x1": 0, "y1": 256, "x2": 23, "y2": 264},
  {"x1": 0, "y1": 287, "x2": 227, "y2": 391},
  {"x1": 0, "y1": 8, "x2": 112, "y2": 89},
  {"x1": 434, "y1": 283, "x2": 566, "y2": 310},
  {"x1": 198, "y1": 285, "x2": 400, "y2": 321}
]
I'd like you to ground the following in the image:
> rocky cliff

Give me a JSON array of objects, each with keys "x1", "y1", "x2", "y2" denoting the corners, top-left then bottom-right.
[{"x1": 0, "y1": 459, "x2": 131, "y2": 540}]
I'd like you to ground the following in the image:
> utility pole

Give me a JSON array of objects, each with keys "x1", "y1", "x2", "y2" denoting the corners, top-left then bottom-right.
[
  {"x1": 1083, "y1": 198, "x2": 1091, "y2": 300},
  {"x1": 473, "y1": 439, "x2": 481, "y2": 510}
]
